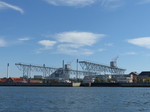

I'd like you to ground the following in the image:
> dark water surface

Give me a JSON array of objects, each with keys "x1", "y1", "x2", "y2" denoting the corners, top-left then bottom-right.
[{"x1": 0, "y1": 87, "x2": 150, "y2": 112}]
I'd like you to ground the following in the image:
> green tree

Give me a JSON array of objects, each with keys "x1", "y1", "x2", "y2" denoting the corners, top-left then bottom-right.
[
  {"x1": 95, "y1": 77, "x2": 100, "y2": 83},
  {"x1": 133, "y1": 78, "x2": 137, "y2": 83},
  {"x1": 126, "y1": 78, "x2": 130, "y2": 83},
  {"x1": 112, "y1": 78, "x2": 117, "y2": 83},
  {"x1": 107, "y1": 78, "x2": 111, "y2": 83},
  {"x1": 145, "y1": 77, "x2": 150, "y2": 82},
  {"x1": 101, "y1": 78, "x2": 106, "y2": 83}
]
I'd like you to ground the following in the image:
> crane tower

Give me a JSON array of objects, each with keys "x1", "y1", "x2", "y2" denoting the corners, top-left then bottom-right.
[{"x1": 110, "y1": 56, "x2": 119, "y2": 68}]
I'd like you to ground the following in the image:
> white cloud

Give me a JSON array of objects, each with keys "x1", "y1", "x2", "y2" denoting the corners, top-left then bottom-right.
[
  {"x1": 44, "y1": 0, "x2": 96, "y2": 7},
  {"x1": 0, "y1": 1, "x2": 24, "y2": 14},
  {"x1": 44, "y1": 0, "x2": 124, "y2": 9},
  {"x1": 39, "y1": 31, "x2": 105, "y2": 55},
  {"x1": 54, "y1": 31, "x2": 105, "y2": 47},
  {"x1": 0, "y1": 38, "x2": 6, "y2": 47},
  {"x1": 18, "y1": 38, "x2": 30, "y2": 41},
  {"x1": 57, "y1": 43, "x2": 80, "y2": 49},
  {"x1": 98, "y1": 48, "x2": 105, "y2": 52},
  {"x1": 38, "y1": 40, "x2": 56, "y2": 50},
  {"x1": 105, "y1": 43, "x2": 113, "y2": 46},
  {"x1": 124, "y1": 52, "x2": 137, "y2": 55},
  {"x1": 121, "y1": 51, "x2": 137, "y2": 56},
  {"x1": 53, "y1": 31, "x2": 105, "y2": 55},
  {"x1": 100, "y1": 0, "x2": 124, "y2": 10},
  {"x1": 138, "y1": 0, "x2": 150, "y2": 4},
  {"x1": 127, "y1": 37, "x2": 150, "y2": 49},
  {"x1": 56, "y1": 44, "x2": 93, "y2": 55}
]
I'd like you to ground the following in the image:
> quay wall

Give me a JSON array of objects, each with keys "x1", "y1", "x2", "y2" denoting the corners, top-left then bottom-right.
[
  {"x1": 1, "y1": 82, "x2": 150, "y2": 87},
  {"x1": 91, "y1": 83, "x2": 150, "y2": 87},
  {"x1": 0, "y1": 83, "x2": 80, "y2": 87},
  {"x1": 80, "y1": 83, "x2": 91, "y2": 87},
  {"x1": 91, "y1": 83, "x2": 120, "y2": 87},
  {"x1": 72, "y1": 83, "x2": 81, "y2": 87},
  {"x1": 120, "y1": 83, "x2": 150, "y2": 87}
]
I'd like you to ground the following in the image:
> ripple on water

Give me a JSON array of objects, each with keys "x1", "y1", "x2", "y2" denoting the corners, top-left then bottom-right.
[{"x1": 1, "y1": 87, "x2": 150, "y2": 112}]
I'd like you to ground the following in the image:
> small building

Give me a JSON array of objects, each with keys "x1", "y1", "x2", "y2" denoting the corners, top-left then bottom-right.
[
  {"x1": 83, "y1": 76, "x2": 95, "y2": 83},
  {"x1": 61, "y1": 80, "x2": 71, "y2": 83},
  {"x1": 137, "y1": 71, "x2": 150, "y2": 82},
  {"x1": 28, "y1": 80, "x2": 42, "y2": 83},
  {"x1": 6, "y1": 77, "x2": 26, "y2": 83},
  {"x1": 129, "y1": 72, "x2": 138, "y2": 82},
  {"x1": 112, "y1": 74, "x2": 133, "y2": 83},
  {"x1": 0, "y1": 78, "x2": 7, "y2": 83}
]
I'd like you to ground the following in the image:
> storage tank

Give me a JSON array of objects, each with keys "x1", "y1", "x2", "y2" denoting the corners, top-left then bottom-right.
[
  {"x1": 110, "y1": 61, "x2": 117, "y2": 67},
  {"x1": 65, "y1": 64, "x2": 71, "y2": 69}
]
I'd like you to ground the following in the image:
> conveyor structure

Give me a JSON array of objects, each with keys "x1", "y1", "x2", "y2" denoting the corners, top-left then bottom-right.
[
  {"x1": 15, "y1": 63, "x2": 96, "y2": 79},
  {"x1": 79, "y1": 61, "x2": 126, "y2": 75}
]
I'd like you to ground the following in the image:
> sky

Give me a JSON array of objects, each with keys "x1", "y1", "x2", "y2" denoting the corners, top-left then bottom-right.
[{"x1": 1, "y1": 0, "x2": 150, "y2": 78}]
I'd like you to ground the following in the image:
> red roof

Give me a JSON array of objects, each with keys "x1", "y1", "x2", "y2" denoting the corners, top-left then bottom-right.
[
  {"x1": 8, "y1": 77, "x2": 25, "y2": 83},
  {"x1": 0, "y1": 78, "x2": 7, "y2": 82}
]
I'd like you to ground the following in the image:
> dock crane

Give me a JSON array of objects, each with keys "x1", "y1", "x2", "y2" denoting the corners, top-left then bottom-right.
[
  {"x1": 112, "y1": 55, "x2": 119, "y2": 62},
  {"x1": 65, "y1": 58, "x2": 76, "y2": 70},
  {"x1": 110, "y1": 56, "x2": 119, "y2": 68}
]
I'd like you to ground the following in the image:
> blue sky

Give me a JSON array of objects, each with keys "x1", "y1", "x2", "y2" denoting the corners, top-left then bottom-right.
[{"x1": 1, "y1": 0, "x2": 150, "y2": 77}]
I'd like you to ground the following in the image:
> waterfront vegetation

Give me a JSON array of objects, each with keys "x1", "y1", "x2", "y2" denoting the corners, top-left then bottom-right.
[
  {"x1": 94, "y1": 77, "x2": 150, "y2": 83},
  {"x1": 94, "y1": 77, "x2": 117, "y2": 83}
]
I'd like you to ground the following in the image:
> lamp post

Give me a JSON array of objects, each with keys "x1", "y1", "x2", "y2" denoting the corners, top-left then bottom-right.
[{"x1": 7, "y1": 63, "x2": 9, "y2": 78}]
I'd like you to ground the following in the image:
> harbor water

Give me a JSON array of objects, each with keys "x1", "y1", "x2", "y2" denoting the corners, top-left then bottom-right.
[{"x1": 0, "y1": 87, "x2": 150, "y2": 112}]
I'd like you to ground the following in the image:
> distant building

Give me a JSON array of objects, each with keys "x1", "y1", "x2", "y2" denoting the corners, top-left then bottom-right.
[
  {"x1": 137, "y1": 71, "x2": 150, "y2": 82},
  {"x1": 111, "y1": 74, "x2": 133, "y2": 83},
  {"x1": 83, "y1": 74, "x2": 134, "y2": 83},
  {"x1": 6, "y1": 77, "x2": 27, "y2": 83},
  {"x1": 34, "y1": 75, "x2": 43, "y2": 79},
  {"x1": 0, "y1": 78, "x2": 7, "y2": 83},
  {"x1": 83, "y1": 76, "x2": 95, "y2": 83},
  {"x1": 129, "y1": 72, "x2": 138, "y2": 82}
]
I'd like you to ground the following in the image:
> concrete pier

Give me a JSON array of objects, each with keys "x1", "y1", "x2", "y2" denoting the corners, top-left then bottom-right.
[
  {"x1": 0, "y1": 82, "x2": 81, "y2": 87},
  {"x1": 1, "y1": 82, "x2": 150, "y2": 87}
]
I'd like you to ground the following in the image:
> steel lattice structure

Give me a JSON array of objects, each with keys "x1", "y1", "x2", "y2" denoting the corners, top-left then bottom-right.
[
  {"x1": 79, "y1": 61, "x2": 126, "y2": 75},
  {"x1": 15, "y1": 63, "x2": 96, "y2": 78}
]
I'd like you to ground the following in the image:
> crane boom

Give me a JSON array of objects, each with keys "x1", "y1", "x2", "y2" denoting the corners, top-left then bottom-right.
[
  {"x1": 67, "y1": 58, "x2": 76, "y2": 64},
  {"x1": 112, "y1": 55, "x2": 119, "y2": 62}
]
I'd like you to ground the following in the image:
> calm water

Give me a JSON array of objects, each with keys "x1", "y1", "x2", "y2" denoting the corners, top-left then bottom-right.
[{"x1": 0, "y1": 87, "x2": 150, "y2": 112}]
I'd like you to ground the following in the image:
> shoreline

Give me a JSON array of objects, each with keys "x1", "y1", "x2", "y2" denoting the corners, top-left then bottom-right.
[{"x1": 1, "y1": 82, "x2": 150, "y2": 87}]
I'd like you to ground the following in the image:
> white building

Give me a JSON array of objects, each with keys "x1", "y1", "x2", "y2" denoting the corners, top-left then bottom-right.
[
  {"x1": 83, "y1": 76, "x2": 95, "y2": 83},
  {"x1": 111, "y1": 74, "x2": 133, "y2": 83},
  {"x1": 83, "y1": 74, "x2": 133, "y2": 83}
]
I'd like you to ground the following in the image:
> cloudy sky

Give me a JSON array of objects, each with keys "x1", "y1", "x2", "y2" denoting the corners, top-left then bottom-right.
[{"x1": 0, "y1": 0, "x2": 150, "y2": 77}]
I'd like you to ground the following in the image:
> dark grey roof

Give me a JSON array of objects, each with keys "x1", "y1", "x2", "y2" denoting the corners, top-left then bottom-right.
[{"x1": 139, "y1": 71, "x2": 150, "y2": 76}]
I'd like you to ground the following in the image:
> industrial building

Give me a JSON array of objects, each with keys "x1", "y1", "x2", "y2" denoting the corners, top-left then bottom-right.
[{"x1": 15, "y1": 57, "x2": 126, "y2": 82}]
